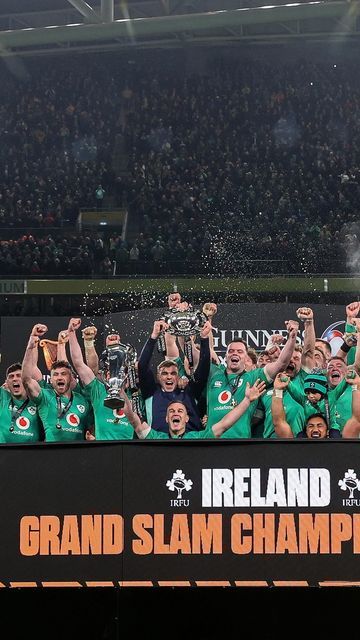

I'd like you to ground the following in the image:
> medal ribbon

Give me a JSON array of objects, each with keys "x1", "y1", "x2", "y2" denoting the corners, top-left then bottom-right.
[
  {"x1": 9, "y1": 398, "x2": 29, "y2": 432},
  {"x1": 224, "y1": 371, "x2": 243, "y2": 397},
  {"x1": 56, "y1": 393, "x2": 73, "y2": 429}
]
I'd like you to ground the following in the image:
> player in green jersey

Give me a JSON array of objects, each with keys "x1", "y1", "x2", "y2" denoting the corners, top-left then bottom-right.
[
  {"x1": 272, "y1": 371, "x2": 360, "y2": 438},
  {"x1": 122, "y1": 379, "x2": 266, "y2": 440},
  {"x1": 67, "y1": 318, "x2": 135, "y2": 440},
  {"x1": 326, "y1": 357, "x2": 352, "y2": 432},
  {"x1": 0, "y1": 362, "x2": 43, "y2": 443},
  {"x1": 22, "y1": 333, "x2": 92, "y2": 443},
  {"x1": 206, "y1": 320, "x2": 298, "y2": 439},
  {"x1": 342, "y1": 372, "x2": 360, "y2": 437}
]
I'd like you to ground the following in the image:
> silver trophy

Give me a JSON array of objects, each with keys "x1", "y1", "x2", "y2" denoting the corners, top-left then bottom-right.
[
  {"x1": 157, "y1": 306, "x2": 207, "y2": 377},
  {"x1": 99, "y1": 341, "x2": 137, "y2": 409},
  {"x1": 162, "y1": 306, "x2": 207, "y2": 338}
]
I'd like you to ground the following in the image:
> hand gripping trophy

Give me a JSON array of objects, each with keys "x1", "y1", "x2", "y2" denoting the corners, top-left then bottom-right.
[
  {"x1": 99, "y1": 335, "x2": 137, "y2": 410},
  {"x1": 157, "y1": 296, "x2": 208, "y2": 377}
]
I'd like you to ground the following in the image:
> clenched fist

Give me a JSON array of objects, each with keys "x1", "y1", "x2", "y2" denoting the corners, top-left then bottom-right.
[
  {"x1": 202, "y1": 302, "x2": 218, "y2": 319},
  {"x1": 31, "y1": 324, "x2": 48, "y2": 337},
  {"x1": 168, "y1": 292, "x2": 181, "y2": 309},
  {"x1": 68, "y1": 318, "x2": 81, "y2": 332},
  {"x1": 346, "y1": 301, "x2": 360, "y2": 319},
  {"x1": 296, "y1": 307, "x2": 313, "y2": 322},
  {"x1": 285, "y1": 320, "x2": 299, "y2": 334},
  {"x1": 106, "y1": 334, "x2": 120, "y2": 347},
  {"x1": 58, "y1": 330, "x2": 69, "y2": 345},
  {"x1": 82, "y1": 326, "x2": 97, "y2": 341}
]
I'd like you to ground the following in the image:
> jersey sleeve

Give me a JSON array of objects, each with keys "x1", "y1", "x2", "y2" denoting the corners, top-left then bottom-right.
[{"x1": 287, "y1": 380, "x2": 305, "y2": 406}]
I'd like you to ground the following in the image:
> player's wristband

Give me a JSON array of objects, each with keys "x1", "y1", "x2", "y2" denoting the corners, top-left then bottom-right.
[
  {"x1": 274, "y1": 389, "x2": 283, "y2": 398},
  {"x1": 341, "y1": 341, "x2": 351, "y2": 353},
  {"x1": 352, "y1": 385, "x2": 359, "y2": 392},
  {"x1": 84, "y1": 340, "x2": 95, "y2": 348}
]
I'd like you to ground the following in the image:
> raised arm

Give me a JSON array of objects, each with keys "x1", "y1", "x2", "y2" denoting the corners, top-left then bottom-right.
[
  {"x1": 57, "y1": 330, "x2": 69, "y2": 363},
  {"x1": 67, "y1": 318, "x2": 95, "y2": 386},
  {"x1": 342, "y1": 371, "x2": 360, "y2": 438},
  {"x1": 271, "y1": 373, "x2": 293, "y2": 438},
  {"x1": 202, "y1": 302, "x2": 220, "y2": 364},
  {"x1": 29, "y1": 323, "x2": 48, "y2": 382},
  {"x1": 212, "y1": 380, "x2": 266, "y2": 437},
  {"x1": 352, "y1": 323, "x2": 360, "y2": 374},
  {"x1": 189, "y1": 321, "x2": 211, "y2": 399},
  {"x1": 22, "y1": 325, "x2": 48, "y2": 398},
  {"x1": 122, "y1": 390, "x2": 150, "y2": 437},
  {"x1": 335, "y1": 302, "x2": 360, "y2": 362},
  {"x1": 264, "y1": 322, "x2": 298, "y2": 381},
  {"x1": 296, "y1": 307, "x2": 315, "y2": 371},
  {"x1": 82, "y1": 325, "x2": 99, "y2": 376},
  {"x1": 164, "y1": 332, "x2": 180, "y2": 360},
  {"x1": 335, "y1": 331, "x2": 357, "y2": 362},
  {"x1": 138, "y1": 320, "x2": 168, "y2": 398}
]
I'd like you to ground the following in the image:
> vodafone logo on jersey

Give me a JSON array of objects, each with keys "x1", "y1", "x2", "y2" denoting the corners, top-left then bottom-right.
[
  {"x1": 113, "y1": 408, "x2": 125, "y2": 419},
  {"x1": 66, "y1": 414, "x2": 80, "y2": 427},
  {"x1": 16, "y1": 416, "x2": 30, "y2": 430},
  {"x1": 218, "y1": 390, "x2": 232, "y2": 405}
]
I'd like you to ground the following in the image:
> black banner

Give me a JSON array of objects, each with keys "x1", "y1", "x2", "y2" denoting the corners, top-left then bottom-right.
[{"x1": 3, "y1": 440, "x2": 360, "y2": 588}]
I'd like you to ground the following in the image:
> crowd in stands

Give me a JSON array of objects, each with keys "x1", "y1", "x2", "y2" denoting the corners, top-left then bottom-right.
[
  {"x1": 0, "y1": 232, "x2": 125, "y2": 276},
  {"x1": 1, "y1": 53, "x2": 360, "y2": 275}
]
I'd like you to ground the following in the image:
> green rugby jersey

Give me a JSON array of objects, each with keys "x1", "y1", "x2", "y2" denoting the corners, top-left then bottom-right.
[
  {"x1": 0, "y1": 388, "x2": 43, "y2": 443},
  {"x1": 145, "y1": 426, "x2": 215, "y2": 440},
  {"x1": 261, "y1": 388, "x2": 304, "y2": 438},
  {"x1": 83, "y1": 378, "x2": 134, "y2": 440},
  {"x1": 206, "y1": 363, "x2": 268, "y2": 438},
  {"x1": 32, "y1": 388, "x2": 91, "y2": 441}
]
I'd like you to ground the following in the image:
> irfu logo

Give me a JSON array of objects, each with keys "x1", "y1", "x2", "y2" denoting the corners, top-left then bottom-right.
[
  {"x1": 166, "y1": 469, "x2": 193, "y2": 507},
  {"x1": 338, "y1": 469, "x2": 360, "y2": 505}
]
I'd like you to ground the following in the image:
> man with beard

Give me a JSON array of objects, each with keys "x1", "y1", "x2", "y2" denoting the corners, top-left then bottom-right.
[
  {"x1": 272, "y1": 370, "x2": 360, "y2": 438},
  {"x1": 258, "y1": 345, "x2": 305, "y2": 438},
  {"x1": 315, "y1": 339, "x2": 332, "y2": 364},
  {"x1": 67, "y1": 318, "x2": 136, "y2": 440},
  {"x1": 22, "y1": 325, "x2": 92, "y2": 442},
  {"x1": 326, "y1": 357, "x2": 351, "y2": 432},
  {"x1": 206, "y1": 320, "x2": 298, "y2": 439},
  {"x1": 0, "y1": 362, "x2": 43, "y2": 443},
  {"x1": 251, "y1": 307, "x2": 315, "y2": 438},
  {"x1": 291, "y1": 330, "x2": 360, "y2": 434}
]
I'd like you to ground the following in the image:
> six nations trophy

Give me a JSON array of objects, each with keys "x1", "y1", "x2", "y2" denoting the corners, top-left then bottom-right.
[
  {"x1": 157, "y1": 303, "x2": 208, "y2": 377},
  {"x1": 99, "y1": 340, "x2": 137, "y2": 410}
]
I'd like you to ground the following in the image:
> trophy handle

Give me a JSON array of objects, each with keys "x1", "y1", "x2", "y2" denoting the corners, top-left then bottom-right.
[
  {"x1": 157, "y1": 332, "x2": 167, "y2": 357},
  {"x1": 183, "y1": 337, "x2": 195, "y2": 380}
]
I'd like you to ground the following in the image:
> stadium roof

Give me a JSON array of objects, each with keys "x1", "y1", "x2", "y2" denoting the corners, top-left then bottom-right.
[{"x1": 0, "y1": 1, "x2": 359, "y2": 56}]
